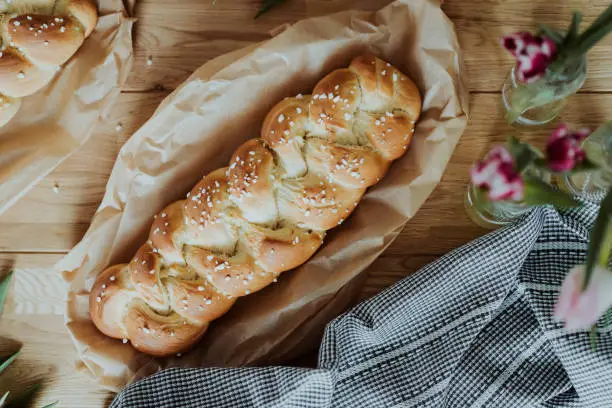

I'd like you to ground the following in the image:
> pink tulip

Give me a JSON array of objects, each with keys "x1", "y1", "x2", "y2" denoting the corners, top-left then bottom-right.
[
  {"x1": 546, "y1": 123, "x2": 590, "y2": 172},
  {"x1": 554, "y1": 265, "x2": 612, "y2": 331},
  {"x1": 502, "y1": 32, "x2": 558, "y2": 83},
  {"x1": 471, "y1": 145, "x2": 524, "y2": 201}
]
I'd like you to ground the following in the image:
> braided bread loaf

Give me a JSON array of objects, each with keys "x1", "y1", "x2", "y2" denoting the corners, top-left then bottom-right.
[
  {"x1": 0, "y1": 0, "x2": 97, "y2": 127},
  {"x1": 90, "y1": 54, "x2": 422, "y2": 356}
]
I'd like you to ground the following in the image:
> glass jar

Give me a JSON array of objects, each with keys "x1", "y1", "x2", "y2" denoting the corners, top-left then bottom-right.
[
  {"x1": 465, "y1": 167, "x2": 550, "y2": 229},
  {"x1": 502, "y1": 56, "x2": 587, "y2": 126},
  {"x1": 560, "y1": 123, "x2": 612, "y2": 196},
  {"x1": 464, "y1": 183, "x2": 532, "y2": 229}
]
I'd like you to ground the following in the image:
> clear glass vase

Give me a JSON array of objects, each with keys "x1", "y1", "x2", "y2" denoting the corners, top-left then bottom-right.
[
  {"x1": 464, "y1": 184, "x2": 532, "y2": 229},
  {"x1": 502, "y1": 56, "x2": 587, "y2": 126},
  {"x1": 560, "y1": 124, "x2": 612, "y2": 195},
  {"x1": 465, "y1": 167, "x2": 550, "y2": 229}
]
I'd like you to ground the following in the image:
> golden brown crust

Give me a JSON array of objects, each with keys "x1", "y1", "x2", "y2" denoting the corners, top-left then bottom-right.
[
  {"x1": 125, "y1": 300, "x2": 208, "y2": 357},
  {"x1": 0, "y1": 0, "x2": 98, "y2": 126},
  {"x1": 261, "y1": 96, "x2": 310, "y2": 178},
  {"x1": 89, "y1": 264, "x2": 133, "y2": 339},
  {"x1": 0, "y1": 49, "x2": 54, "y2": 97},
  {"x1": 309, "y1": 69, "x2": 361, "y2": 141},
  {"x1": 90, "y1": 54, "x2": 422, "y2": 356},
  {"x1": 64, "y1": 0, "x2": 98, "y2": 37},
  {"x1": 129, "y1": 244, "x2": 168, "y2": 311},
  {"x1": 305, "y1": 139, "x2": 389, "y2": 188},
  {"x1": 227, "y1": 139, "x2": 277, "y2": 224},
  {"x1": 9, "y1": 14, "x2": 84, "y2": 66}
]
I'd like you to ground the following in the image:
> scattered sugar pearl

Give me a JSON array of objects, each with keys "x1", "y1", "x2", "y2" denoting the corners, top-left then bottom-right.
[
  {"x1": 205, "y1": 299, "x2": 212, "y2": 305},
  {"x1": 296, "y1": 107, "x2": 302, "y2": 114},
  {"x1": 142, "y1": 327, "x2": 150, "y2": 334},
  {"x1": 146, "y1": 56, "x2": 153, "y2": 66},
  {"x1": 13, "y1": 20, "x2": 20, "y2": 26},
  {"x1": 176, "y1": 353, "x2": 182, "y2": 357},
  {"x1": 197, "y1": 286, "x2": 204, "y2": 291},
  {"x1": 278, "y1": 114, "x2": 285, "y2": 123},
  {"x1": 17, "y1": 72, "x2": 25, "y2": 79},
  {"x1": 60, "y1": 26, "x2": 65, "y2": 32},
  {"x1": 296, "y1": 93, "x2": 303, "y2": 99},
  {"x1": 110, "y1": 276, "x2": 116, "y2": 281},
  {"x1": 122, "y1": 338, "x2": 128, "y2": 344},
  {"x1": 96, "y1": 296, "x2": 102, "y2": 303},
  {"x1": 115, "y1": 123, "x2": 122, "y2": 132},
  {"x1": 43, "y1": 40, "x2": 49, "y2": 46},
  {"x1": 26, "y1": 16, "x2": 32, "y2": 20},
  {"x1": 392, "y1": 73, "x2": 398, "y2": 81},
  {"x1": 381, "y1": 70, "x2": 387, "y2": 76},
  {"x1": 52, "y1": 183, "x2": 60, "y2": 194}
]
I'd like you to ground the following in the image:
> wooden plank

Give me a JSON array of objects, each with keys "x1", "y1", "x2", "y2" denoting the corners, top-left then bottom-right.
[
  {"x1": 0, "y1": 91, "x2": 169, "y2": 252},
  {"x1": 0, "y1": 258, "x2": 111, "y2": 407},
  {"x1": 1, "y1": 92, "x2": 611, "y2": 252},
  {"x1": 122, "y1": 0, "x2": 612, "y2": 93}
]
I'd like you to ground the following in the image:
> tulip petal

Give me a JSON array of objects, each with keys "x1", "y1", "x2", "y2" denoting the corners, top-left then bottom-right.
[{"x1": 555, "y1": 265, "x2": 612, "y2": 331}]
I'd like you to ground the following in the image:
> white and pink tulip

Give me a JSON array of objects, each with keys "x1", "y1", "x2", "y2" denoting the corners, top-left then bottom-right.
[
  {"x1": 554, "y1": 265, "x2": 612, "y2": 331},
  {"x1": 471, "y1": 146, "x2": 525, "y2": 201},
  {"x1": 502, "y1": 32, "x2": 558, "y2": 83}
]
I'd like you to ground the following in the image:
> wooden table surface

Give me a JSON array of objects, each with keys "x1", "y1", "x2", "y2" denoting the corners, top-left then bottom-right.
[{"x1": 1, "y1": 0, "x2": 612, "y2": 406}]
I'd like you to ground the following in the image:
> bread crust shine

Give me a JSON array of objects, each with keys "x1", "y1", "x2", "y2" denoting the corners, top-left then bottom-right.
[
  {"x1": 90, "y1": 54, "x2": 422, "y2": 356},
  {"x1": 0, "y1": 0, "x2": 97, "y2": 125}
]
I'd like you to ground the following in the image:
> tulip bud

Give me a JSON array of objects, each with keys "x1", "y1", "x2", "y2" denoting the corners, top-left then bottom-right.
[{"x1": 546, "y1": 123, "x2": 590, "y2": 172}]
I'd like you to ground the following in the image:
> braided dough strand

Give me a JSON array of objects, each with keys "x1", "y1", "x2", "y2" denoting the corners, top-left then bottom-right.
[
  {"x1": 90, "y1": 54, "x2": 422, "y2": 356},
  {"x1": 0, "y1": 0, "x2": 97, "y2": 126}
]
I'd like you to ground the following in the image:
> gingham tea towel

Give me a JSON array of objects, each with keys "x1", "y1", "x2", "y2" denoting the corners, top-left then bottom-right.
[{"x1": 110, "y1": 201, "x2": 612, "y2": 407}]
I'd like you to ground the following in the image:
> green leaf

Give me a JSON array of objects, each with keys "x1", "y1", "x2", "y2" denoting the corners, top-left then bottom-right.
[
  {"x1": 573, "y1": 4, "x2": 612, "y2": 56},
  {"x1": 522, "y1": 175, "x2": 582, "y2": 208},
  {"x1": 564, "y1": 12, "x2": 583, "y2": 46},
  {"x1": 589, "y1": 324, "x2": 598, "y2": 350},
  {"x1": 507, "y1": 136, "x2": 543, "y2": 173},
  {"x1": 539, "y1": 24, "x2": 565, "y2": 44},
  {"x1": 0, "y1": 272, "x2": 12, "y2": 315},
  {"x1": 0, "y1": 349, "x2": 20, "y2": 376},
  {"x1": 583, "y1": 186, "x2": 612, "y2": 290},
  {"x1": 254, "y1": 0, "x2": 289, "y2": 18},
  {"x1": 5, "y1": 383, "x2": 41, "y2": 408},
  {"x1": 569, "y1": 158, "x2": 600, "y2": 173},
  {"x1": 0, "y1": 391, "x2": 9, "y2": 406}
]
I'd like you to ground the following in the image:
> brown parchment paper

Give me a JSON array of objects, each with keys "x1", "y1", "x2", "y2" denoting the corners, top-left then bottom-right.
[
  {"x1": 0, "y1": 0, "x2": 134, "y2": 215},
  {"x1": 57, "y1": 0, "x2": 469, "y2": 391}
]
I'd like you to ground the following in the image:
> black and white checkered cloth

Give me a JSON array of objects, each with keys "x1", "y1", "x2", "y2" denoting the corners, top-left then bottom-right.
[{"x1": 110, "y1": 200, "x2": 612, "y2": 408}]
